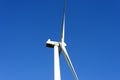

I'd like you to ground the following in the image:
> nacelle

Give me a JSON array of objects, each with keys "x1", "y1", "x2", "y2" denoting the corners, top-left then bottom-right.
[{"x1": 46, "y1": 39, "x2": 59, "y2": 48}]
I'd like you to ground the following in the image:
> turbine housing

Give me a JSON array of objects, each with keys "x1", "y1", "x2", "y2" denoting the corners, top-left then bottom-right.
[{"x1": 46, "y1": 39, "x2": 59, "y2": 48}]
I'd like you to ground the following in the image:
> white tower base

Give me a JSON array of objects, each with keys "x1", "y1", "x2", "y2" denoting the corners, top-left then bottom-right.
[{"x1": 54, "y1": 45, "x2": 61, "y2": 80}]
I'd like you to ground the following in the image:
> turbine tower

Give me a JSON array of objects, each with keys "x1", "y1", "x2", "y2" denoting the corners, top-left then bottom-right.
[{"x1": 46, "y1": 0, "x2": 79, "y2": 80}]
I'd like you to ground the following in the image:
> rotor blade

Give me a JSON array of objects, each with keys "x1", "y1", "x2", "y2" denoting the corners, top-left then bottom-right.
[
  {"x1": 60, "y1": 44, "x2": 79, "y2": 80},
  {"x1": 60, "y1": 0, "x2": 66, "y2": 42}
]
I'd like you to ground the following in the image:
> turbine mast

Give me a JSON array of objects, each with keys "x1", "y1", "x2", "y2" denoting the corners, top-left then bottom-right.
[{"x1": 54, "y1": 45, "x2": 61, "y2": 80}]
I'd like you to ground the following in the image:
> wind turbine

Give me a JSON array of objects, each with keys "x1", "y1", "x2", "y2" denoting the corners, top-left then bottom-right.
[{"x1": 46, "y1": 0, "x2": 79, "y2": 80}]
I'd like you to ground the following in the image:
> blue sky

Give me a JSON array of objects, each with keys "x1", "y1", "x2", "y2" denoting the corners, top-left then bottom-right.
[{"x1": 0, "y1": 0, "x2": 120, "y2": 80}]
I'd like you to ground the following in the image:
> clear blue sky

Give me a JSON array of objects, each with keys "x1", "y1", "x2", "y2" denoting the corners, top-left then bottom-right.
[{"x1": 0, "y1": 0, "x2": 120, "y2": 80}]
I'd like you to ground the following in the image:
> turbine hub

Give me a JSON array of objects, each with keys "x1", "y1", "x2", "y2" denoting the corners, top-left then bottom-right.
[{"x1": 60, "y1": 41, "x2": 67, "y2": 47}]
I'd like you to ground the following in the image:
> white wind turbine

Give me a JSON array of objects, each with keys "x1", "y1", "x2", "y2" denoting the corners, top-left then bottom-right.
[{"x1": 46, "y1": 0, "x2": 79, "y2": 80}]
